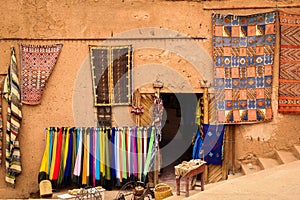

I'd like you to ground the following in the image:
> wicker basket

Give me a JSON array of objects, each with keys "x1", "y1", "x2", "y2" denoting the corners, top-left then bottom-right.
[{"x1": 154, "y1": 183, "x2": 173, "y2": 200}]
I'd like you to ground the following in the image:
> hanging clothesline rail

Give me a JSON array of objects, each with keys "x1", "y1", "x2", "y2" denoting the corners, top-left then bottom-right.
[{"x1": 0, "y1": 36, "x2": 207, "y2": 41}]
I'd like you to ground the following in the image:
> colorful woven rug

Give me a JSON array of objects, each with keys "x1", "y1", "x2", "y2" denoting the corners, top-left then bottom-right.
[
  {"x1": 89, "y1": 45, "x2": 133, "y2": 106},
  {"x1": 278, "y1": 11, "x2": 300, "y2": 114},
  {"x1": 213, "y1": 11, "x2": 276, "y2": 123},
  {"x1": 20, "y1": 44, "x2": 63, "y2": 105}
]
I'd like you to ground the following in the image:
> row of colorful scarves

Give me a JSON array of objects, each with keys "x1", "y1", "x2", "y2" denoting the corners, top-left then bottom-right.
[{"x1": 39, "y1": 126, "x2": 157, "y2": 189}]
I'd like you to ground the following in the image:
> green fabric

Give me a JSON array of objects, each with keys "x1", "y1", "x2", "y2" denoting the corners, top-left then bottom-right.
[
  {"x1": 143, "y1": 127, "x2": 155, "y2": 176},
  {"x1": 121, "y1": 127, "x2": 127, "y2": 179}
]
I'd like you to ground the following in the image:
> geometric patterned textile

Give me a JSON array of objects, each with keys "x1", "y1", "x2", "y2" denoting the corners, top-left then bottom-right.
[
  {"x1": 202, "y1": 124, "x2": 225, "y2": 165},
  {"x1": 89, "y1": 45, "x2": 133, "y2": 106},
  {"x1": 3, "y1": 47, "x2": 23, "y2": 187},
  {"x1": 111, "y1": 47, "x2": 133, "y2": 105},
  {"x1": 213, "y1": 11, "x2": 276, "y2": 124},
  {"x1": 278, "y1": 11, "x2": 300, "y2": 114},
  {"x1": 20, "y1": 44, "x2": 63, "y2": 105},
  {"x1": 90, "y1": 46, "x2": 110, "y2": 105}
]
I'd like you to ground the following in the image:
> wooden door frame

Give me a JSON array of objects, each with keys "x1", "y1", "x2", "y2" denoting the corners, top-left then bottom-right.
[{"x1": 134, "y1": 84, "x2": 234, "y2": 184}]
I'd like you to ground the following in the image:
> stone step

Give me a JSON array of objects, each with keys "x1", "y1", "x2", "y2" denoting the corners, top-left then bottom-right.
[
  {"x1": 275, "y1": 150, "x2": 299, "y2": 164},
  {"x1": 227, "y1": 172, "x2": 244, "y2": 180},
  {"x1": 227, "y1": 168, "x2": 244, "y2": 180},
  {"x1": 292, "y1": 145, "x2": 300, "y2": 159},
  {"x1": 241, "y1": 163, "x2": 262, "y2": 175},
  {"x1": 257, "y1": 157, "x2": 280, "y2": 170}
]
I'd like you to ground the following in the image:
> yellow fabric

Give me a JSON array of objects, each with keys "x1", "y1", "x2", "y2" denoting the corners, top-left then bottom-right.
[
  {"x1": 39, "y1": 129, "x2": 50, "y2": 173},
  {"x1": 49, "y1": 130, "x2": 58, "y2": 180},
  {"x1": 195, "y1": 99, "x2": 201, "y2": 126},
  {"x1": 100, "y1": 128, "x2": 105, "y2": 177},
  {"x1": 62, "y1": 128, "x2": 70, "y2": 171}
]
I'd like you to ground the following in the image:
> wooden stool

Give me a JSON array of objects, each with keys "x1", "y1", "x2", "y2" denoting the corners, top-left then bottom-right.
[{"x1": 176, "y1": 164, "x2": 205, "y2": 197}]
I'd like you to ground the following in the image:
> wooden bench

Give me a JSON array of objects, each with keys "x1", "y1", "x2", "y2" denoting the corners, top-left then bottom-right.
[{"x1": 176, "y1": 163, "x2": 205, "y2": 197}]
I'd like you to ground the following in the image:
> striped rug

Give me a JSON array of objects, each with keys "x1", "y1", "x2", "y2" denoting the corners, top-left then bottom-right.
[{"x1": 278, "y1": 11, "x2": 300, "y2": 114}]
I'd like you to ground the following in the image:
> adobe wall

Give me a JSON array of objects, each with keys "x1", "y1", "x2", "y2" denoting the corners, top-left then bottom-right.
[{"x1": 0, "y1": 0, "x2": 299, "y2": 198}]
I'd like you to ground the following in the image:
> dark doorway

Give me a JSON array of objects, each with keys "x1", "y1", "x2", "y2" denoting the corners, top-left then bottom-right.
[{"x1": 159, "y1": 93, "x2": 202, "y2": 181}]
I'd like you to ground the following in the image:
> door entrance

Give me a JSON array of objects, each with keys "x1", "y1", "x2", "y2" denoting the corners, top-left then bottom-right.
[{"x1": 159, "y1": 93, "x2": 202, "y2": 181}]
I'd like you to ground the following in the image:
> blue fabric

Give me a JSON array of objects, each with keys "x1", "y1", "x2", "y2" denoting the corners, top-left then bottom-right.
[
  {"x1": 110, "y1": 127, "x2": 116, "y2": 180},
  {"x1": 192, "y1": 128, "x2": 203, "y2": 159},
  {"x1": 76, "y1": 128, "x2": 80, "y2": 154},
  {"x1": 96, "y1": 128, "x2": 101, "y2": 181},
  {"x1": 202, "y1": 124, "x2": 225, "y2": 165},
  {"x1": 48, "y1": 127, "x2": 53, "y2": 175}
]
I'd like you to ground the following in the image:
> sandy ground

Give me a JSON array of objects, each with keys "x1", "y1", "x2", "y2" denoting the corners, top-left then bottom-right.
[
  {"x1": 50, "y1": 159, "x2": 300, "y2": 200},
  {"x1": 183, "y1": 160, "x2": 300, "y2": 200}
]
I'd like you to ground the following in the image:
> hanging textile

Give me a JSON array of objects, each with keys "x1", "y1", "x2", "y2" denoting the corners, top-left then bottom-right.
[
  {"x1": 278, "y1": 11, "x2": 300, "y2": 114},
  {"x1": 90, "y1": 47, "x2": 110, "y2": 105},
  {"x1": 39, "y1": 126, "x2": 156, "y2": 189},
  {"x1": 192, "y1": 127, "x2": 203, "y2": 160},
  {"x1": 20, "y1": 43, "x2": 63, "y2": 105},
  {"x1": 3, "y1": 47, "x2": 23, "y2": 187},
  {"x1": 89, "y1": 45, "x2": 133, "y2": 106},
  {"x1": 202, "y1": 124, "x2": 225, "y2": 165},
  {"x1": 213, "y1": 11, "x2": 276, "y2": 124},
  {"x1": 0, "y1": 75, "x2": 6, "y2": 166},
  {"x1": 195, "y1": 98, "x2": 202, "y2": 126},
  {"x1": 150, "y1": 93, "x2": 164, "y2": 180},
  {"x1": 111, "y1": 47, "x2": 133, "y2": 105},
  {"x1": 38, "y1": 128, "x2": 52, "y2": 182},
  {"x1": 51, "y1": 127, "x2": 63, "y2": 188},
  {"x1": 152, "y1": 93, "x2": 164, "y2": 139}
]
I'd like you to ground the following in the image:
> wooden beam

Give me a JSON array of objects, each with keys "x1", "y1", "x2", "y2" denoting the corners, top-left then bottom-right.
[
  {"x1": 203, "y1": 87, "x2": 209, "y2": 124},
  {"x1": 232, "y1": 126, "x2": 236, "y2": 175},
  {"x1": 135, "y1": 89, "x2": 141, "y2": 126},
  {"x1": 222, "y1": 126, "x2": 229, "y2": 180}
]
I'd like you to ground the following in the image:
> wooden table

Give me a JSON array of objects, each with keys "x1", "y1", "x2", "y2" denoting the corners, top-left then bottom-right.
[{"x1": 176, "y1": 163, "x2": 205, "y2": 197}]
